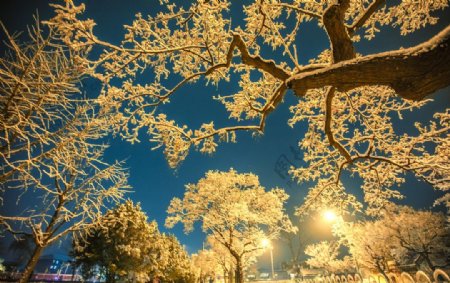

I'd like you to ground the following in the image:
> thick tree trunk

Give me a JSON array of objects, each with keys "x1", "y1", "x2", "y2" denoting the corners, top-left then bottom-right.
[
  {"x1": 19, "y1": 244, "x2": 44, "y2": 283},
  {"x1": 234, "y1": 258, "x2": 244, "y2": 283},
  {"x1": 287, "y1": 25, "x2": 450, "y2": 101}
]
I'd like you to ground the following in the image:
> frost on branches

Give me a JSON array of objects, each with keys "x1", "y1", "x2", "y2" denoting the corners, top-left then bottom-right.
[
  {"x1": 333, "y1": 205, "x2": 449, "y2": 279},
  {"x1": 304, "y1": 241, "x2": 354, "y2": 274},
  {"x1": 166, "y1": 169, "x2": 296, "y2": 283},
  {"x1": 381, "y1": 206, "x2": 449, "y2": 271},
  {"x1": 192, "y1": 249, "x2": 222, "y2": 283},
  {"x1": 0, "y1": 20, "x2": 129, "y2": 283},
  {"x1": 157, "y1": 234, "x2": 196, "y2": 283},
  {"x1": 46, "y1": 0, "x2": 449, "y2": 214}
]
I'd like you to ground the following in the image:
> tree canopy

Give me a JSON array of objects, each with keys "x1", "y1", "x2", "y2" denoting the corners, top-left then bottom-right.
[
  {"x1": 72, "y1": 200, "x2": 194, "y2": 283},
  {"x1": 166, "y1": 169, "x2": 295, "y2": 283},
  {"x1": 333, "y1": 205, "x2": 449, "y2": 279},
  {"x1": 45, "y1": 0, "x2": 449, "y2": 216},
  {"x1": 304, "y1": 240, "x2": 354, "y2": 274},
  {"x1": 72, "y1": 201, "x2": 159, "y2": 282}
]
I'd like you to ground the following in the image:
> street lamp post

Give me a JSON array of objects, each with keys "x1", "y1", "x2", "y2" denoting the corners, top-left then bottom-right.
[
  {"x1": 269, "y1": 246, "x2": 274, "y2": 280},
  {"x1": 261, "y1": 239, "x2": 275, "y2": 280}
]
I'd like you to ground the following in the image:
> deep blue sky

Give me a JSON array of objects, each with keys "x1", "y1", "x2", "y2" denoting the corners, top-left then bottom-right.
[{"x1": 1, "y1": 0, "x2": 449, "y2": 267}]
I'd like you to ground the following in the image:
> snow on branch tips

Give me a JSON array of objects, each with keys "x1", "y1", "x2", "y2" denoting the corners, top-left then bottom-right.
[
  {"x1": 0, "y1": 17, "x2": 130, "y2": 283},
  {"x1": 44, "y1": 0, "x2": 450, "y2": 214}
]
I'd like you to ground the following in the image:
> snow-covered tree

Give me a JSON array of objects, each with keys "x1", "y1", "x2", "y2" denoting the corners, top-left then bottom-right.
[
  {"x1": 192, "y1": 249, "x2": 222, "y2": 283},
  {"x1": 0, "y1": 20, "x2": 129, "y2": 283},
  {"x1": 72, "y1": 201, "x2": 159, "y2": 283},
  {"x1": 156, "y1": 234, "x2": 196, "y2": 283},
  {"x1": 304, "y1": 241, "x2": 354, "y2": 274},
  {"x1": 73, "y1": 201, "x2": 194, "y2": 283},
  {"x1": 46, "y1": 0, "x2": 449, "y2": 215},
  {"x1": 382, "y1": 206, "x2": 449, "y2": 271},
  {"x1": 334, "y1": 220, "x2": 394, "y2": 280},
  {"x1": 166, "y1": 169, "x2": 296, "y2": 283},
  {"x1": 333, "y1": 206, "x2": 448, "y2": 279}
]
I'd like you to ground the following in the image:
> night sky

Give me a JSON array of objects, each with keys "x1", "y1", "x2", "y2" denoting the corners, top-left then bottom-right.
[{"x1": 1, "y1": 0, "x2": 449, "y2": 268}]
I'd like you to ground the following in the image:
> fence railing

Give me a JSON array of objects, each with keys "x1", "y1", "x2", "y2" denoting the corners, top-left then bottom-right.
[{"x1": 298, "y1": 268, "x2": 449, "y2": 283}]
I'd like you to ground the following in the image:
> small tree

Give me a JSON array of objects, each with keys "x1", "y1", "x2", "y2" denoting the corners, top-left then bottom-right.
[
  {"x1": 0, "y1": 21, "x2": 129, "y2": 283},
  {"x1": 304, "y1": 241, "x2": 354, "y2": 274},
  {"x1": 166, "y1": 169, "x2": 296, "y2": 283},
  {"x1": 157, "y1": 234, "x2": 196, "y2": 283},
  {"x1": 335, "y1": 220, "x2": 394, "y2": 281},
  {"x1": 73, "y1": 201, "x2": 194, "y2": 283},
  {"x1": 72, "y1": 201, "x2": 159, "y2": 283},
  {"x1": 334, "y1": 206, "x2": 449, "y2": 277}
]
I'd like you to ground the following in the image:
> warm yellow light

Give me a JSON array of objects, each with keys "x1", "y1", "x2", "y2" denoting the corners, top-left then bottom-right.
[
  {"x1": 261, "y1": 238, "x2": 270, "y2": 248},
  {"x1": 323, "y1": 210, "x2": 337, "y2": 222}
]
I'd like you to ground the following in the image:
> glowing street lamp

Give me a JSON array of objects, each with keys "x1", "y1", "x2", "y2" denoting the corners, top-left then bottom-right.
[
  {"x1": 261, "y1": 238, "x2": 275, "y2": 280},
  {"x1": 323, "y1": 210, "x2": 337, "y2": 222}
]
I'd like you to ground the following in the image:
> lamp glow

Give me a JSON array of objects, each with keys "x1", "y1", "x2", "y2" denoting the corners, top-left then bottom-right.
[{"x1": 323, "y1": 210, "x2": 337, "y2": 222}]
